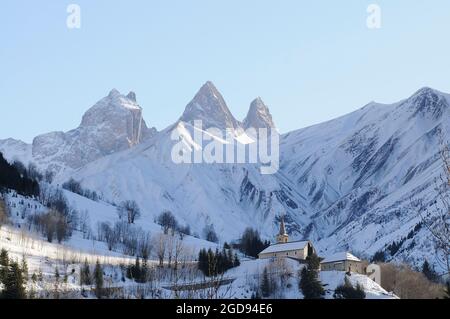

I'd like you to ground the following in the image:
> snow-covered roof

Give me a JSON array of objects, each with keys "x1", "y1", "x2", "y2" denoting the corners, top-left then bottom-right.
[
  {"x1": 259, "y1": 241, "x2": 310, "y2": 255},
  {"x1": 321, "y1": 252, "x2": 361, "y2": 264}
]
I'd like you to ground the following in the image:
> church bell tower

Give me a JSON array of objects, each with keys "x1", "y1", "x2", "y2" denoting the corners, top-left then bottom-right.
[{"x1": 276, "y1": 216, "x2": 289, "y2": 243}]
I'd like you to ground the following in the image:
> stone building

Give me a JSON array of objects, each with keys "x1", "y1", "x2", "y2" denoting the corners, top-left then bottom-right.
[
  {"x1": 258, "y1": 217, "x2": 316, "y2": 261},
  {"x1": 320, "y1": 252, "x2": 365, "y2": 274}
]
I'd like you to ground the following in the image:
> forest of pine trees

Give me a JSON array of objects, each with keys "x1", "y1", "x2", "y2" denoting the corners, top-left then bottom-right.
[
  {"x1": 0, "y1": 152, "x2": 39, "y2": 197},
  {"x1": 239, "y1": 228, "x2": 270, "y2": 258},
  {"x1": 422, "y1": 260, "x2": 439, "y2": 283},
  {"x1": 0, "y1": 249, "x2": 28, "y2": 299},
  {"x1": 198, "y1": 245, "x2": 240, "y2": 277},
  {"x1": 126, "y1": 257, "x2": 150, "y2": 283}
]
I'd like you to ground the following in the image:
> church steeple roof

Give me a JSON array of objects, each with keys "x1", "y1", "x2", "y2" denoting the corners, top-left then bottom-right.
[{"x1": 279, "y1": 216, "x2": 287, "y2": 236}]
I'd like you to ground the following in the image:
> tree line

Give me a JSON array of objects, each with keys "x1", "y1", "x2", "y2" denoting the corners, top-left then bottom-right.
[
  {"x1": 198, "y1": 245, "x2": 240, "y2": 277},
  {"x1": 0, "y1": 153, "x2": 39, "y2": 197}
]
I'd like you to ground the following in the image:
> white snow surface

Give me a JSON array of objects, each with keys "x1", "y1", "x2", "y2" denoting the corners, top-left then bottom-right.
[{"x1": 321, "y1": 252, "x2": 361, "y2": 263}]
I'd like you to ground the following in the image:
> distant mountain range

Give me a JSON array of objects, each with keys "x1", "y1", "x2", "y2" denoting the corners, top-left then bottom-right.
[{"x1": 1, "y1": 83, "x2": 449, "y2": 271}]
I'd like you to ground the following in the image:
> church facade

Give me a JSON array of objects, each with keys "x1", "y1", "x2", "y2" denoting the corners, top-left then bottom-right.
[{"x1": 258, "y1": 217, "x2": 316, "y2": 261}]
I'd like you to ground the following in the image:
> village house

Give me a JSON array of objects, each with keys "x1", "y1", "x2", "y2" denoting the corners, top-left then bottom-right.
[
  {"x1": 320, "y1": 252, "x2": 365, "y2": 274},
  {"x1": 258, "y1": 217, "x2": 316, "y2": 261}
]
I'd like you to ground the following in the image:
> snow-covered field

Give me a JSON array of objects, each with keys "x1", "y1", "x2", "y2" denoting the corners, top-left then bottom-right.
[
  {"x1": 0, "y1": 190, "x2": 396, "y2": 299},
  {"x1": 216, "y1": 258, "x2": 396, "y2": 299}
]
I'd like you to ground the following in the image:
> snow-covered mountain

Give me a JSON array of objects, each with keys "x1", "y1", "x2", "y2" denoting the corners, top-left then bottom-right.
[
  {"x1": 65, "y1": 82, "x2": 309, "y2": 240},
  {"x1": 0, "y1": 138, "x2": 33, "y2": 165},
  {"x1": 1, "y1": 83, "x2": 448, "y2": 271},
  {"x1": 243, "y1": 97, "x2": 276, "y2": 130},
  {"x1": 0, "y1": 89, "x2": 156, "y2": 174},
  {"x1": 180, "y1": 81, "x2": 242, "y2": 131},
  {"x1": 280, "y1": 87, "x2": 450, "y2": 268}
]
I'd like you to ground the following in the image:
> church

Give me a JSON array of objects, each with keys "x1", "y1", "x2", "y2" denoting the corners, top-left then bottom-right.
[{"x1": 258, "y1": 217, "x2": 316, "y2": 261}]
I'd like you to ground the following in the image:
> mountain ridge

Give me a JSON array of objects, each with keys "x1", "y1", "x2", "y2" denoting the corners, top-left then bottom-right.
[{"x1": 1, "y1": 83, "x2": 449, "y2": 272}]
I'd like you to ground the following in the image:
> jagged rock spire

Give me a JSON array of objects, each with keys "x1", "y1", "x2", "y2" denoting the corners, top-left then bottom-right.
[
  {"x1": 243, "y1": 97, "x2": 275, "y2": 130},
  {"x1": 179, "y1": 81, "x2": 240, "y2": 130}
]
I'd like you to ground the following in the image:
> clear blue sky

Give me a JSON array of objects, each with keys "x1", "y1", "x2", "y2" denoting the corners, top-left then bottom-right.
[{"x1": 1, "y1": 0, "x2": 450, "y2": 142}]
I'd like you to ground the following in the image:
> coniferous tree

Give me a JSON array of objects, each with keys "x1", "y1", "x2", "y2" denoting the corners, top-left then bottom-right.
[
  {"x1": 53, "y1": 267, "x2": 60, "y2": 299},
  {"x1": 198, "y1": 249, "x2": 207, "y2": 275},
  {"x1": 0, "y1": 248, "x2": 9, "y2": 283},
  {"x1": 198, "y1": 247, "x2": 239, "y2": 277},
  {"x1": 134, "y1": 257, "x2": 141, "y2": 280},
  {"x1": 261, "y1": 267, "x2": 271, "y2": 297},
  {"x1": 371, "y1": 250, "x2": 386, "y2": 263},
  {"x1": 0, "y1": 153, "x2": 39, "y2": 197},
  {"x1": 305, "y1": 253, "x2": 321, "y2": 270},
  {"x1": 299, "y1": 253, "x2": 324, "y2": 299},
  {"x1": 233, "y1": 253, "x2": 241, "y2": 267},
  {"x1": 54, "y1": 267, "x2": 60, "y2": 281},
  {"x1": 421, "y1": 260, "x2": 438, "y2": 283},
  {"x1": 1, "y1": 261, "x2": 27, "y2": 299},
  {"x1": 334, "y1": 277, "x2": 366, "y2": 299},
  {"x1": 81, "y1": 259, "x2": 92, "y2": 285},
  {"x1": 94, "y1": 260, "x2": 104, "y2": 299},
  {"x1": 139, "y1": 259, "x2": 148, "y2": 283},
  {"x1": 239, "y1": 228, "x2": 270, "y2": 258},
  {"x1": 226, "y1": 248, "x2": 233, "y2": 269},
  {"x1": 21, "y1": 257, "x2": 28, "y2": 281}
]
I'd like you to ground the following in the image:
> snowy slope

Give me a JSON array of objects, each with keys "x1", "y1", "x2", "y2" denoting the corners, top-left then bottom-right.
[
  {"x1": 67, "y1": 85, "x2": 449, "y2": 271},
  {"x1": 64, "y1": 83, "x2": 310, "y2": 241},
  {"x1": 218, "y1": 259, "x2": 395, "y2": 299},
  {"x1": 1, "y1": 191, "x2": 217, "y2": 263},
  {"x1": 1, "y1": 84, "x2": 449, "y2": 273},
  {"x1": 0, "y1": 138, "x2": 33, "y2": 165},
  {"x1": 281, "y1": 87, "x2": 450, "y2": 270}
]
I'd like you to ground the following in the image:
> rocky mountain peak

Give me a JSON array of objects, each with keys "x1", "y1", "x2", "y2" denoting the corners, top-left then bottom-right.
[
  {"x1": 179, "y1": 81, "x2": 240, "y2": 130},
  {"x1": 406, "y1": 87, "x2": 448, "y2": 119},
  {"x1": 243, "y1": 97, "x2": 275, "y2": 129},
  {"x1": 126, "y1": 91, "x2": 137, "y2": 102},
  {"x1": 30, "y1": 89, "x2": 156, "y2": 172},
  {"x1": 108, "y1": 88, "x2": 121, "y2": 98}
]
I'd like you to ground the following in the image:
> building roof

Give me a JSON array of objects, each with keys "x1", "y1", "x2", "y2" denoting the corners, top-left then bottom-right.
[
  {"x1": 258, "y1": 240, "x2": 310, "y2": 255},
  {"x1": 321, "y1": 252, "x2": 361, "y2": 264}
]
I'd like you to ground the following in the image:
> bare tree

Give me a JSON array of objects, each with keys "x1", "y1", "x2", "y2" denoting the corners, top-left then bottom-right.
[
  {"x1": 102, "y1": 223, "x2": 119, "y2": 251},
  {"x1": 118, "y1": 200, "x2": 141, "y2": 224},
  {"x1": 154, "y1": 234, "x2": 167, "y2": 267},
  {"x1": 138, "y1": 232, "x2": 153, "y2": 261},
  {"x1": 173, "y1": 237, "x2": 185, "y2": 272},
  {"x1": 380, "y1": 263, "x2": 445, "y2": 299},
  {"x1": 157, "y1": 210, "x2": 178, "y2": 235},
  {"x1": 79, "y1": 210, "x2": 91, "y2": 239}
]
